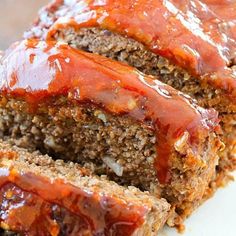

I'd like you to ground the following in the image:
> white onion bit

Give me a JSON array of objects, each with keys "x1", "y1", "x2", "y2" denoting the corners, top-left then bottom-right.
[{"x1": 102, "y1": 156, "x2": 123, "y2": 177}]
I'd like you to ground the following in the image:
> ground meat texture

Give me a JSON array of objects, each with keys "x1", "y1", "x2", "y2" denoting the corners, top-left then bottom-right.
[
  {"x1": 0, "y1": 140, "x2": 170, "y2": 236},
  {"x1": 24, "y1": 0, "x2": 236, "y2": 188},
  {"x1": 54, "y1": 28, "x2": 235, "y2": 111},
  {"x1": 50, "y1": 27, "x2": 236, "y2": 178},
  {"x1": 0, "y1": 39, "x2": 222, "y2": 227},
  {"x1": 0, "y1": 96, "x2": 221, "y2": 226}
]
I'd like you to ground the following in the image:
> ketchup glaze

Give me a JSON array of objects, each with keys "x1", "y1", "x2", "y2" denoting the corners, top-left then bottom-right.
[
  {"x1": 0, "y1": 40, "x2": 219, "y2": 183},
  {"x1": 0, "y1": 168, "x2": 147, "y2": 236},
  {"x1": 26, "y1": 0, "x2": 236, "y2": 99}
]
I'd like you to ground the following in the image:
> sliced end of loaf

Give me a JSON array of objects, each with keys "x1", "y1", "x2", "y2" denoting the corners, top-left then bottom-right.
[{"x1": 0, "y1": 140, "x2": 171, "y2": 236}]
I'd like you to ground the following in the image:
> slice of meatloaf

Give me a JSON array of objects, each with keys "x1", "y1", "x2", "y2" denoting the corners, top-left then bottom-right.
[
  {"x1": 0, "y1": 39, "x2": 221, "y2": 226},
  {"x1": 25, "y1": 0, "x2": 236, "y2": 179},
  {"x1": 0, "y1": 140, "x2": 171, "y2": 236}
]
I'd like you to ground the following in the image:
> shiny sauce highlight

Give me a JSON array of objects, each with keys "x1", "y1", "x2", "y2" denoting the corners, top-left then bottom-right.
[
  {"x1": 32, "y1": 0, "x2": 236, "y2": 98},
  {"x1": 0, "y1": 167, "x2": 146, "y2": 236},
  {"x1": 0, "y1": 40, "x2": 219, "y2": 183}
]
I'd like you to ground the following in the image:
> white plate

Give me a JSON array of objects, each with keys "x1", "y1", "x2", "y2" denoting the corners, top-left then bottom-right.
[{"x1": 159, "y1": 172, "x2": 236, "y2": 236}]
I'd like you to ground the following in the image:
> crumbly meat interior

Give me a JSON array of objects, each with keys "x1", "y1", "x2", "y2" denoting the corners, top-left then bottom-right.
[
  {"x1": 0, "y1": 2, "x2": 234, "y2": 233},
  {"x1": 0, "y1": 141, "x2": 170, "y2": 236},
  {"x1": 54, "y1": 28, "x2": 236, "y2": 113},
  {"x1": 53, "y1": 27, "x2": 236, "y2": 176},
  {"x1": 0, "y1": 96, "x2": 221, "y2": 226}
]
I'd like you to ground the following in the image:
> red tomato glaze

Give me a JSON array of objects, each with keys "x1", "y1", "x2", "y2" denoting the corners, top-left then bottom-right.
[
  {"x1": 0, "y1": 168, "x2": 146, "y2": 236},
  {"x1": 27, "y1": 0, "x2": 236, "y2": 98},
  {"x1": 0, "y1": 40, "x2": 219, "y2": 183}
]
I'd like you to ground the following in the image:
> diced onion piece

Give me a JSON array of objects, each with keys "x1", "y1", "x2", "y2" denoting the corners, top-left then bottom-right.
[
  {"x1": 102, "y1": 156, "x2": 123, "y2": 177},
  {"x1": 174, "y1": 131, "x2": 189, "y2": 153}
]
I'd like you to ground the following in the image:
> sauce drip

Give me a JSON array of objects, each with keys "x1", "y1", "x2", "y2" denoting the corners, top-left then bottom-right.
[
  {"x1": 0, "y1": 40, "x2": 219, "y2": 183},
  {"x1": 30, "y1": 0, "x2": 236, "y2": 98},
  {"x1": 0, "y1": 167, "x2": 146, "y2": 235}
]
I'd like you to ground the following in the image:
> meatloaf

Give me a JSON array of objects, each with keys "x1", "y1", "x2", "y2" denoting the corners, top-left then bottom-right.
[
  {"x1": 0, "y1": 140, "x2": 171, "y2": 235},
  {"x1": 0, "y1": 39, "x2": 221, "y2": 226},
  {"x1": 25, "y1": 0, "x2": 236, "y2": 180}
]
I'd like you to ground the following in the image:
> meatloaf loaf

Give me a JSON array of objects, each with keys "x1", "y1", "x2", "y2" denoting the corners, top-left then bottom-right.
[
  {"x1": 25, "y1": 0, "x2": 236, "y2": 179},
  {"x1": 0, "y1": 39, "x2": 221, "y2": 226},
  {"x1": 0, "y1": 140, "x2": 171, "y2": 235}
]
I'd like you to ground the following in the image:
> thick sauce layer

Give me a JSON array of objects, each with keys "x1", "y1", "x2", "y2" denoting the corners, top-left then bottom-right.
[
  {"x1": 0, "y1": 167, "x2": 146, "y2": 236},
  {"x1": 29, "y1": 0, "x2": 236, "y2": 98},
  {"x1": 0, "y1": 40, "x2": 218, "y2": 183}
]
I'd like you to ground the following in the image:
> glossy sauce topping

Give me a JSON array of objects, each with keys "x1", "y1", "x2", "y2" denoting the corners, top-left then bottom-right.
[
  {"x1": 0, "y1": 184, "x2": 60, "y2": 235},
  {"x1": 30, "y1": 0, "x2": 236, "y2": 98},
  {"x1": 0, "y1": 167, "x2": 147, "y2": 235},
  {"x1": 0, "y1": 40, "x2": 219, "y2": 183}
]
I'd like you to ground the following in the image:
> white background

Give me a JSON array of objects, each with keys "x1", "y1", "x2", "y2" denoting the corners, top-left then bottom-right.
[{"x1": 160, "y1": 172, "x2": 236, "y2": 236}]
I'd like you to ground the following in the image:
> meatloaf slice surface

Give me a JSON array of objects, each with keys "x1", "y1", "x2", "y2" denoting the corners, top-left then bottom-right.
[
  {"x1": 0, "y1": 39, "x2": 221, "y2": 226},
  {"x1": 25, "y1": 0, "x2": 236, "y2": 178},
  {"x1": 25, "y1": 0, "x2": 236, "y2": 108},
  {"x1": 0, "y1": 140, "x2": 171, "y2": 236}
]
